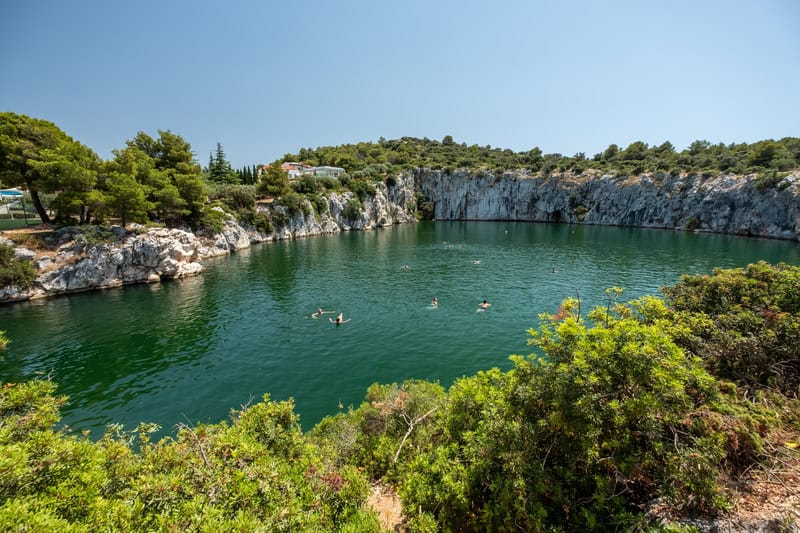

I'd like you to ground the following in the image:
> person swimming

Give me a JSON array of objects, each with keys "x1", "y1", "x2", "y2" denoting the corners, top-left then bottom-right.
[
  {"x1": 330, "y1": 312, "x2": 350, "y2": 325},
  {"x1": 479, "y1": 299, "x2": 491, "y2": 309}
]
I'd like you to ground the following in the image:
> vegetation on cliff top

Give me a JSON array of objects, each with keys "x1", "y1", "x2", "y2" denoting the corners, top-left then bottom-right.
[
  {"x1": 1, "y1": 262, "x2": 798, "y2": 530},
  {"x1": 0, "y1": 112, "x2": 400, "y2": 232},
  {"x1": 3, "y1": 112, "x2": 799, "y2": 233},
  {"x1": 0, "y1": 113, "x2": 210, "y2": 230},
  {"x1": 284, "y1": 135, "x2": 800, "y2": 178}
]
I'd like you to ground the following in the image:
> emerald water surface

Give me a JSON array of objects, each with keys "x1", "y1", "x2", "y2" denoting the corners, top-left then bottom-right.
[{"x1": 1, "y1": 222, "x2": 798, "y2": 436}]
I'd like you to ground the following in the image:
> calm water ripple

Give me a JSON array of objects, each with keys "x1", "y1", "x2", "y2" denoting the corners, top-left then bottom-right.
[{"x1": 1, "y1": 222, "x2": 798, "y2": 437}]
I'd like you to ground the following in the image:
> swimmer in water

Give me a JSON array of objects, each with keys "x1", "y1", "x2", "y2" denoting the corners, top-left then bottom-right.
[{"x1": 330, "y1": 313, "x2": 351, "y2": 325}]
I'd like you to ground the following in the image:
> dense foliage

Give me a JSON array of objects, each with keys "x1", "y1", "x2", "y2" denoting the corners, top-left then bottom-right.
[
  {"x1": 313, "y1": 294, "x2": 787, "y2": 530},
  {"x1": 284, "y1": 136, "x2": 800, "y2": 177},
  {"x1": 663, "y1": 261, "x2": 800, "y2": 394},
  {"x1": 0, "y1": 113, "x2": 211, "y2": 229},
  {"x1": 2, "y1": 263, "x2": 798, "y2": 530},
  {"x1": 3, "y1": 113, "x2": 799, "y2": 236},
  {"x1": 0, "y1": 381, "x2": 380, "y2": 531},
  {"x1": 0, "y1": 243, "x2": 36, "y2": 288},
  {"x1": 0, "y1": 113, "x2": 100, "y2": 224}
]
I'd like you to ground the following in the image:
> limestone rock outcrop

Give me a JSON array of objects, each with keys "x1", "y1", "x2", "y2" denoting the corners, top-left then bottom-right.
[
  {"x1": 4, "y1": 168, "x2": 798, "y2": 304},
  {"x1": 200, "y1": 213, "x2": 253, "y2": 257},
  {"x1": 0, "y1": 174, "x2": 417, "y2": 303},
  {"x1": 416, "y1": 170, "x2": 800, "y2": 241},
  {"x1": 0, "y1": 226, "x2": 205, "y2": 302},
  {"x1": 242, "y1": 173, "x2": 416, "y2": 240}
]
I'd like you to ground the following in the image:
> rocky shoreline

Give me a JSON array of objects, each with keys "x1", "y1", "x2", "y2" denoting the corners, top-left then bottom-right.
[
  {"x1": 3, "y1": 170, "x2": 799, "y2": 304},
  {"x1": 0, "y1": 175, "x2": 416, "y2": 303}
]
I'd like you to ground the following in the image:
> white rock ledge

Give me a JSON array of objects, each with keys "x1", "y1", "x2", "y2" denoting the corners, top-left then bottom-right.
[{"x1": 0, "y1": 174, "x2": 417, "y2": 303}]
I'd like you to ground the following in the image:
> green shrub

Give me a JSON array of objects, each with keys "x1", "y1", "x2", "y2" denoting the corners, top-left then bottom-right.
[
  {"x1": 318, "y1": 176, "x2": 341, "y2": 190},
  {"x1": 662, "y1": 262, "x2": 800, "y2": 393},
  {"x1": 278, "y1": 191, "x2": 311, "y2": 217},
  {"x1": 308, "y1": 194, "x2": 329, "y2": 216},
  {"x1": 197, "y1": 206, "x2": 226, "y2": 234},
  {"x1": 291, "y1": 175, "x2": 324, "y2": 195},
  {"x1": 347, "y1": 179, "x2": 376, "y2": 202},
  {"x1": 236, "y1": 208, "x2": 273, "y2": 234},
  {"x1": 415, "y1": 191, "x2": 434, "y2": 220},
  {"x1": 0, "y1": 244, "x2": 37, "y2": 288},
  {"x1": 208, "y1": 183, "x2": 256, "y2": 211},
  {"x1": 685, "y1": 215, "x2": 701, "y2": 231},
  {"x1": 573, "y1": 203, "x2": 589, "y2": 221},
  {"x1": 0, "y1": 382, "x2": 378, "y2": 531},
  {"x1": 78, "y1": 225, "x2": 117, "y2": 246},
  {"x1": 754, "y1": 169, "x2": 783, "y2": 190},
  {"x1": 399, "y1": 295, "x2": 779, "y2": 531},
  {"x1": 341, "y1": 198, "x2": 363, "y2": 222}
]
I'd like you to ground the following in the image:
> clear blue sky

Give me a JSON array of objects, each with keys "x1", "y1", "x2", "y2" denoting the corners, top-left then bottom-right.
[{"x1": 2, "y1": 0, "x2": 798, "y2": 168}]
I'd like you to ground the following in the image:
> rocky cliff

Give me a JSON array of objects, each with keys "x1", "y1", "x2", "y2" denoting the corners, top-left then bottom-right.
[
  {"x1": 416, "y1": 170, "x2": 800, "y2": 241},
  {"x1": 0, "y1": 175, "x2": 416, "y2": 303},
  {"x1": 5, "y1": 169, "x2": 800, "y2": 303},
  {"x1": 254, "y1": 173, "x2": 416, "y2": 241}
]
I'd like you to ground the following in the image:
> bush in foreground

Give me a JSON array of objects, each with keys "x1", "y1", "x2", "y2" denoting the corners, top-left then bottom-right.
[
  {"x1": 0, "y1": 381, "x2": 379, "y2": 531},
  {"x1": 393, "y1": 297, "x2": 776, "y2": 531},
  {"x1": 1, "y1": 263, "x2": 798, "y2": 531}
]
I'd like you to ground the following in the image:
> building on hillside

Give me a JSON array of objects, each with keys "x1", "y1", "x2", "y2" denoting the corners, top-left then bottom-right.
[
  {"x1": 281, "y1": 162, "x2": 315, "y2": 179},
  {"x1": 256, "y1": 162, "x2": 313, "y2": 179},
  {"x1": 312, "y1": 166, "x2": 345, "y2": 178},
  {"x1": 256, "y1": 163, "x2": 346, "y2": 180}
]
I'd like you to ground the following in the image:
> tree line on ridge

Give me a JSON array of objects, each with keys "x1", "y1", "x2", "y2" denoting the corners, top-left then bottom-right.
[{"x1": 2, "y1": 112, "x2": 799, "y2": 232}]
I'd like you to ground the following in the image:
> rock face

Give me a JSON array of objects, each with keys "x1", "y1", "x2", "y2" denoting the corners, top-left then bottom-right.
[
  {"x1": 4, "y1": 169, "x2": 798, "y2": 303},
  {"x1": 242, "y1": 173, "x2": 416, "y2": 241},
  {"x1": 0, "y1": 175, "x2": 417, "y2": 303},
  {"x1": 0, "y1": 226, "x2": 206, "y2": 302},
  {"x1": 416, "y1": 170, "x2": 800, "y2": 241}
]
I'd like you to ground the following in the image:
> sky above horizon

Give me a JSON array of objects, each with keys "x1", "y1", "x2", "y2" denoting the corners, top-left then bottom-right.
[{"x1": 2, "y1": 1, "x2": 798, "y2": 168}]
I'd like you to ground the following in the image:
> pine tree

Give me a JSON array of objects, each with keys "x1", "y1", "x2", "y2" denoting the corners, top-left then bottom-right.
[{"x1": 208, "y1": 142, "x2": 239, "y2": 184}]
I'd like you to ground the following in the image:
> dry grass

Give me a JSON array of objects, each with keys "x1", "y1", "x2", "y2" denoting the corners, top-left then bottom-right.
[
  {"x1": 367, "y1": 482, "x2": 405, "y2": 532},
  {"x1": 1, "y1": 226, "x2": 85, "y2": 270},
  {"x1": 1, "y1": 226, "x2": 56, "y2": 252},
  {"x1": 728, "y1": 434, "x2": 800, "y2": 526}
]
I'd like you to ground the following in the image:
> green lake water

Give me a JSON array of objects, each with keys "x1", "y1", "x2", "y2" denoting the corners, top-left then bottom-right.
[{"x1": 1, "y1": 221, "x2": 798, "y2": 437}]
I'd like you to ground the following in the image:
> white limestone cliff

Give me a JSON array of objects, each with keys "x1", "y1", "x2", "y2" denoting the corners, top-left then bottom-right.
[{"x1": 416, "y1": 170, "x2": 800, "y2": 241}]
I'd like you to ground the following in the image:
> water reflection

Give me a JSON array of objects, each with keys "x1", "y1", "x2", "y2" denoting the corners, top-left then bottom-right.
[{"x1": 1, "y1": 222, "x2": 797, "y2": 437}]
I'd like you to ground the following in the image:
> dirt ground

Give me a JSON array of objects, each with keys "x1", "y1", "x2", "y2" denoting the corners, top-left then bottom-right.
[
  {"x1": 367, "y1": 482, "x2": 405, "y2": 532},
  {"x1": 726, "y1": 450, "x2": 800, "y2": 530}
]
